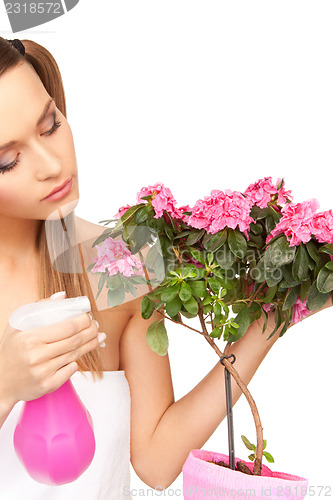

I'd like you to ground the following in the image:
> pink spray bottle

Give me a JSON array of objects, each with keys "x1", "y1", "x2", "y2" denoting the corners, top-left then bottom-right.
[{"x1": 8, "y1": 296, "x2": 96, "y2": 486}]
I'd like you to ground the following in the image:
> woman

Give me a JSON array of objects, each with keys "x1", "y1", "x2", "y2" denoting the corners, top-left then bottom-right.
[{"x1": 0, "y1": 38, "x2": 331, "y2": 499}]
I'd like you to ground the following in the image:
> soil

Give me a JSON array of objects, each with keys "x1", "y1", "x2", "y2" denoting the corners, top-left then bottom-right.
[{"x1": 207, "y1": 459, "x2": 253, "y2": 475}]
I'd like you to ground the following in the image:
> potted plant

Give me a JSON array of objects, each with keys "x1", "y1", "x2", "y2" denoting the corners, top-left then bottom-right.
[{"x1": 87, "y1": 177, "x2": 333, "y2": 498}]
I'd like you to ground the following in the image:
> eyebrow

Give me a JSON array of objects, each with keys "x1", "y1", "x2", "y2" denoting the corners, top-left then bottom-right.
[{"x1": 0, "y1": 98, "x2": 54, "y2": 151}]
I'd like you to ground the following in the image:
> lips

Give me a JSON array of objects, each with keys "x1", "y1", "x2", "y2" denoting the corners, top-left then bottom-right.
[{"x1": 43, "y1": 178, "x2": 72, "y2": 200}]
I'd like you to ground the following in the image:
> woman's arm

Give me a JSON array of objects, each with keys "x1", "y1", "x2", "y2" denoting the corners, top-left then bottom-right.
[{"x1": 119, "y1": 296, "x2": 332, "y2": 490}]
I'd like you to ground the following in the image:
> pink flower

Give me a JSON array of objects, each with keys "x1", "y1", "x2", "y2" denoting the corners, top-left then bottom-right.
[
  {"x1": 178, "y1": 204, "x2": 192, "y2": 224},
  {"x1": 266, "y1": 198, "x2": 320, "y2": 247},
  {"x1": 113, "y1": 204, "x2": 132, "y2": 219},
  {"x1": 262, "y1": 303, "x2": 273, "y2": 312},
  {"x1": 90, "y1": 237, "x2": 145, "y2": 278},
  {"x1": 312, "y1": 209, "x2": 333, "y2": 244},
  {"x1": 188, "y1": 189, "x2": 254, "y2": 237},
  {"x1": 244, "y1": 177, "x2": 293, "y2": 209},
  {"x1": 292, "y1": 297, "x2": 311, "y2": 324},
  {"x1": 136, "y1": 182, "x2": 183, "y2": 219}
]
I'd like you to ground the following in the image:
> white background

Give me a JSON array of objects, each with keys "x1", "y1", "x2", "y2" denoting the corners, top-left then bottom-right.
[{"x1": 1, "y1": 1, "x2": 332, "y2": 498}]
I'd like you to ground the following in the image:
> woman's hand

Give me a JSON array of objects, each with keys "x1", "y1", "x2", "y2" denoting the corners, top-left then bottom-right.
[{"x1": 0, "y1": 294, "x2": 101, "y2": 408}]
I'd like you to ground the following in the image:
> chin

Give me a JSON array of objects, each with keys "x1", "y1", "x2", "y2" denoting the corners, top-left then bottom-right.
[{"x1": 45, "y1": 197, "x2": 79, "y2": 221}]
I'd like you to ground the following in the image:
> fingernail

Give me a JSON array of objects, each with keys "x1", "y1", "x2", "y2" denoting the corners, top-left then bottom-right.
[
  {"x1": 88, "y1": 313, "x2": 93, "y2": 320},
  {"x1": 50, "y1": 291, "x2": 66, "y2": 300},
  {"x1": 99, "y1": 342, "x2": 106, "y2": 348},
  {"x1": 98, "y1": 332, "x2": 106, "y2": 344},
  {"x1": 94, "y1": 319, "x2": 100, "y2": 329}
]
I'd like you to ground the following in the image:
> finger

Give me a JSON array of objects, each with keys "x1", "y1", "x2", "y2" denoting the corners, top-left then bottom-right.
[
  {"x1": 47, "y1": 321, "x2": 101, "y2": 371},
  {"x1": 36, "y1": 291, "x2": 66, "y2": 303},
  {"x1": 44, "y1": 361, "x2": 79, "y2": 394},
  {"x1": 35, "y1": 312, "x2": 93, "y2": 343}
]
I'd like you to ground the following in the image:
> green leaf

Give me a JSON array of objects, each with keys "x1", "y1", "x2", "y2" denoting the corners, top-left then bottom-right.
[
  {"x1": 189, "y1": 280, "x2": 207, "y2": 298},
  {"x1": 261, "y1": 308, "x2": 269, "y2": 334},
  {"x1": 165, "y1": 295, "x2": 182, "y2": 317},
  {"x1": 215, "y1": 245, "x2": 236, "y2": 269},
  {"x1": 306, "y1": 282, "x2": 331, "y2": 312},
  {"x1": 265, "y1": 215, "x2": 275, "y2": 234},
  {"x1": 202, "y1": 230, "x2": 227, "y2": 252},
  {"x1": 188, "y1": 247, "x2": 206, "y2": 265},
  {"x1": 228, "y1": 229, "x2": 247, "y2": 259},
  {"x1": 202, "y1": 295, "x2": 213, "y2": 306},
  {"x1": 146, "y1": 320, "x2": 169, "y2": 356},
  {"x1": 228, "y1": 306, "x2": 251, "y2": 342},
  {"x1": 213, "y1": 302, "x2": 222, "y2": 316},
  {"x1": 107, "y1": 286, "x2": 125, "y2": 307},
  {"x1": 282, "y1": 285, "x2": 301, "y2": 311},
  {"x1": 210, "y1": 327, "x2": 222, "y2": 338},
  {"x1": 270, "y1": 206, "x2": 282, "y2": 224},
  {"x1": 292, "y1": 243, "x2": 310, "y2": 281},
  {"x1": 279, "y1": 265, "x2": 301, "y2": 289},
  {"x1": 91, "y1": 228, "x2": 114, "y2": 247},
  {"x1": 306, "y1": 240, "x2": 322, "y2": 263},
  {"x1": 319, "y1": 243, "x2": 333, "y2": 256},
  {"x1": 317, "y1": 266, "x2": 333, "y2": 293},
  {"x1": 212, "y1": 268, "x2": 235, "y2": 289},
  {"x1": 116, "y1": 203, "x2": 146, "y2": 228},
  {"x1": 263, "y1": 451, "x2": 275, "y2": 463},
  {"x1": 141, "y1": 296, "x2": 155, "y2": 319},
  {"x1": 250, "y1": 206, "x2": 270, "y2": 220},
  {"x1": 161, "y1": 283, "x2": 180, "y2": 303},
  {"x1": 186, "y1": 229, "x2": 206, "y2": 246},
  {"x1": 266, "y1": 235, "x2": 296, "y2": 267},
  {"x1": 248, "y1": 453, "x2": 256, "y2": 462},
  {"x1": 179, "y1": 281, "x2": 193, "y2": 302},
  {"x1": 96, "y1": 272, "x2": 107, "y2": 300},
  {"x1": 261, "y1": 285, "x2": 277, "y2": 304},
  {"x1": 134, "y1": 204, "x2": 154, "y2": 224},
  {"x1": 326, "y1": 261, "x2": 333, "y2": 272},
  {"x1": 265, "y1": 267, "x2": 284, "y2": 287},
  {"x1": 249, "y1": 301, "x2": 262, "y2": 321},
  {"x1": 300, "y1": 279, "x2": 311, "y2": 302},
  {"x1": 182, "y1": 296, "x2": 199, "y2": 315},
  {"x1": 250, "y1": 222, "x2": 263, "y2": 235},
  {"x1": 241, "y1": 435, "x2": 256, "y2": 452},
  {"x1": 86, "y1": 262, "x2": 96, "y2": 273},
  {"x1": 207, "y1": 277, "x2": 223, "y2": 294}
]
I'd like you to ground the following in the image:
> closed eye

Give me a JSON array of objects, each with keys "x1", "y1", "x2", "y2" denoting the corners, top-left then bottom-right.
[{"x1": 0, "y1": 117, "x2": 62, "y2": 174}]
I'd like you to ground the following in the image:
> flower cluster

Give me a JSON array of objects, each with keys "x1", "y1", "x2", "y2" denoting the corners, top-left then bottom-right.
[
  {"x1": 244, "y1": 177, "x2": 292, "y2": 209},
  {"x1": 94, "y1": 177, "x2": 333, "y2": 343},
  {"x1": 90, "y1": 237, "x2": 144, "y2": 277},
  {"x1": 267, "y1": 199, "x2": 333, "y2": 247},
  {"x1": 187, "y1": 189, "x2": 254, "y2": 238}
]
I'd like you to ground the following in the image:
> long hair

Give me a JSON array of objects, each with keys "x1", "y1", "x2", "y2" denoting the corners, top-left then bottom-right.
[{"x1": 0, "y1": 37, "x2": 103, "y2": 380}]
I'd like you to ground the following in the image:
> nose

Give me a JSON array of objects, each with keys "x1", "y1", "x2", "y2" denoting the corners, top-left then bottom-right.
[{"x1": 30, "y1": 137, "x2": 63, "y2": 180}]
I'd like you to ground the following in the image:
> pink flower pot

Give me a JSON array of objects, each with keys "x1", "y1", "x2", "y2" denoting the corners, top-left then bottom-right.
[{"x1": 182, "y1": 450, "x2": 308, "y2": 500}]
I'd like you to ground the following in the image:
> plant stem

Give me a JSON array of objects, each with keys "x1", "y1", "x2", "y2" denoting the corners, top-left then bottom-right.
[
  {"x1": 248, "y1": 282, "x2": 266, "y2": 307},
  {"x1": 158, "y1": 300, "x2": 264, "y2": 475},
  {"x1": 157, "y1": 311, "x2": 205, "y2": 337},
  {"x1": 197, "y1": 304, "x2": 263, "y2": 476}
]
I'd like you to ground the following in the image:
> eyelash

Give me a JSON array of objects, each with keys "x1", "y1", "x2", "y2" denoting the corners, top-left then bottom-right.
[{"x1": 0, "y1": 118, "x2": 62, "y2": 175}]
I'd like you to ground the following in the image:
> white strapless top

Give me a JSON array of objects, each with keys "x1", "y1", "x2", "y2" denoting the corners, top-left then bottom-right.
[{"x1": 0, "y1": 370, "x2": 132, "y2": 500}]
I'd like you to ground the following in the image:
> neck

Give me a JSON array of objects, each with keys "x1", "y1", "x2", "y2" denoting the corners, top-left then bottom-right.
[{"x1": 0, "y1": 216, "x2": 42, "y2": 269}]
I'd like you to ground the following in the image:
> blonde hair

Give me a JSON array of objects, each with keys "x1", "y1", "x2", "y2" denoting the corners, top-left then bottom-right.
[{"x1": 0, "y1": 37, "x2": 103, "y2": 380}]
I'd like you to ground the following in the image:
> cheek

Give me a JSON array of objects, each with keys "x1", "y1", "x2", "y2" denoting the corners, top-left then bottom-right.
[
  {"x1": 0, "y1": 183, "x2": 29, "y2": 215},
  {"x1": 0, "y1": 184, "x2": 19, "y2": 203},
  {"x1": 60, "y1": 122, "x2": 77, "y2": 162}
]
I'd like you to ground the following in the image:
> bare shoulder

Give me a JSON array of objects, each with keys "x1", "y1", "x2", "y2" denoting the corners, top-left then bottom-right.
[{"x1": 74, "y1": 215, "x2": 107, "y2": 243}]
